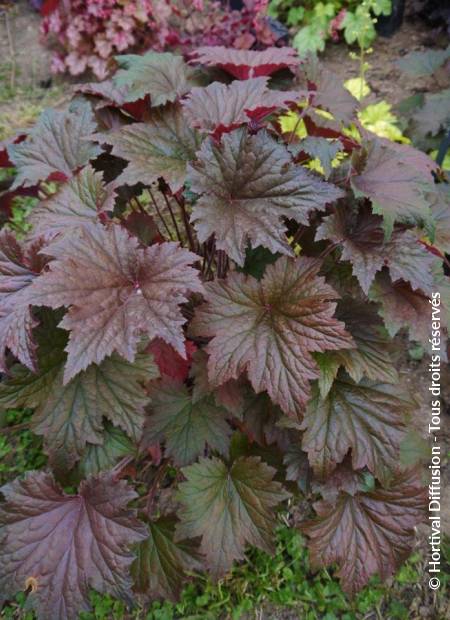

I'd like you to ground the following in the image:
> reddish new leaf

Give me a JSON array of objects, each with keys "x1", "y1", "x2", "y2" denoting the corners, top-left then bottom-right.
[
  {"x1": 190, "y1": 256, "x2": 353, "y2": 416},
  {"x1": 188, "y1": 127, "x2": 343, "y2": 265},
  {"x1": 147, "y1": 338, "x2": 197, "y2": 382},
  {"x1": 29, "y1": 165, "x2": 116, "y2": 240},
  {"x1": 0, "y1": 231, "x2": 47, "y2": 372},
  {"x1": 190, "y1": 46, "x2": 300, "y2": 79},
  {"x1": 302, "y1": 470, "x2": 427, "y2": 595},
  {"x1": 301, "y1": 373, "x2": 412, "y2": 483},
  {"x1": 0, "y1": 472, "x2": 147, "y2": 620},
  {"x1": 7, "y1": 102, "x2": 101, "y2": 189},
  {"x1": 31, "y1": 223, "x2": 203, "y2": 382}
]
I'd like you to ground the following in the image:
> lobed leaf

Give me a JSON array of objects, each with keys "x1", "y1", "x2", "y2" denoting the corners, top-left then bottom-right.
[
  {"x1": 132, "y1": 516, "x2": 203, "y2": 601},
  {"x1": 303, "y1": 470, "x2": 427, "y2": 595},
  {"x1": 0, "y1": 325, "x2": 157, "y2": 469},
  {"x1": 351, "y1": 136, "x2": 436, "y2": 233},
  {"x1": 29, "y1": 165, "x2": 116, "y2": 239},
  {"x1": 114, "y1": 52, "x2": 195, "y2": 106},
  {"x1": 7, "y1": 102, "x2": 101, "y2": 189},
  {"x1": 30, "y1": 223, "x2": 203, "y2": 382},
  {"x1": 317, "y1": 205, "x2": 437, "y2": 295},
  {"x1": 396, "y1": 46, "x2": 450, "y2": 77},
  {"x1": 369, "y1": 271, "x2": 431, "y2": 348},
  {"x1": 0, "y1": 232, "x2": 47, "y2": 372},
  {"x1": 0, "y1": 472, "x2": 147, "y2": 620},
  {"x1": 97, "y1": 104, "x2": 201, "y2": 192},
  {"x1": 176, "y1": 456, "x2": 290, "y2": 578},
  {"x1": 188, "y1": 127, "x2": 343, "y2": 265},
  {"x1": 301, "y1": 373, "x2": 412, "y2": 483},
  {"x1": 190, "y1": 256, "x2": 353, "y2": 416},
  {"x1": 182, "y1": 78, "x2": 301, "y2": 137}
]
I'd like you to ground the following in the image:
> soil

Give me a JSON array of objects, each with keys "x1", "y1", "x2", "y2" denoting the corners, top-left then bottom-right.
[
  {"x1": 0, "y1": 0, "x2": 53, "y2": 88},
  {"x1": 321, "y1": 10, "x2": 450, "y2": 106}
]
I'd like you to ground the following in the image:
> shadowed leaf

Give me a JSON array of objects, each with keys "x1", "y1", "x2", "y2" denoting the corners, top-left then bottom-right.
[
  {"x1": 132, "y1": 516, "x2": 203, "y2": 601},
  {"x1": 144, "y1": 378, "x2": 231, "y2": 466}
]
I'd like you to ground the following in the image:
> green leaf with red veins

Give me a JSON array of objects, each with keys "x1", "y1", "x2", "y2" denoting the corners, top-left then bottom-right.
[
  {"x1": 29, "y1": 165, "x2": 116, "y2": 240},
  {"x1": 0, "y1": 231, "x2": 47, "y2": 372},
  {"x1": 317, "y1": 205, "x2": 437, "y2": 295},
  {"x1": 351, "y1": 137, "x2": 436, "y2": 233},
  {"x1": 0, "y1": 321, "x2": 158, "y2": 470},
  {"x1": 96, "y1": 104, "x2": 201, "y2": 192},
  {"x1": 30, "y1": 223, "x2": 203, "y2": 383},
  {"x1": 175, "y1": 456, "x2": 290, "y2": 578},
  {"x1": 301, "y1": 373, "x2": 412, "y2": 483},
  {"x1": 188, "y1": 128, "x2": 344, "y2": 266},
  {"x1": 190, "y1": 256, "x2": 353, "y2": 417},
  {"x1": 182, "y1": 78, "x2": 301, "y2": 135},
  {"x1": 144, "y1": 378, "x2": 231, "y2": 466},
  {"x1": 132, "y1": 516, "x2": 203, "y2": 601},
  {"x1": 114, "y1": 52, "x2": 196, "y2": 105},
  {"x1": 302, "y1": 470, "x2": 427, "y2": 595},
  {"x1": 7, "y1": 102, "x2": 101, "y2": 189},
  {"x1": 368, "y1": 271, "x2": 431, "y2": 348},
  {"x1": 0, "y1": 472, "x2": 147, "y2": 620}
]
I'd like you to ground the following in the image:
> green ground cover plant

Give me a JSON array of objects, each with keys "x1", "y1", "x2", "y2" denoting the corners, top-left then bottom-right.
[{"x1": 0, "y1": 45, "x2": 449, "y2": 620}]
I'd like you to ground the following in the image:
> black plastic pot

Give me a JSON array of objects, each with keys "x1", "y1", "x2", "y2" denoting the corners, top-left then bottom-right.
[{"x1": 376, "y1": 0, "x2": 406, "y2": 37}]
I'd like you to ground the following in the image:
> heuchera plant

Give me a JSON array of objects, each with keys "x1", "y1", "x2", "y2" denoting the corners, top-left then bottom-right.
[
  {"x1": 0, "y1": 45, "x2": 448, "y2": 619},
  {"x1": 39, "y1": 0, "x2": 278, "y2": 79}
]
